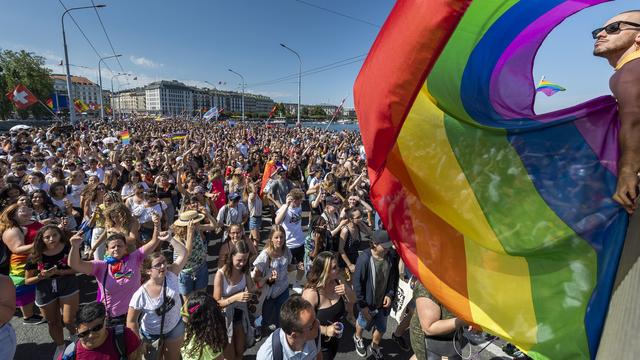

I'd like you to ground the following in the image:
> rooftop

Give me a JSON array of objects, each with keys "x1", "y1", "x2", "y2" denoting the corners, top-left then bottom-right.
[{"x1": 51, "y1": 74, "x2": 96, "y2": 86}]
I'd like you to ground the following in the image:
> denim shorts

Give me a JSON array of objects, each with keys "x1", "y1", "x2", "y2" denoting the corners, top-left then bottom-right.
[
  {"x1": 357, "y1": 309, "x2": 388, "y2": 334},
  {"x1": 249, "y1": 216, "x2": 262, "y2": 230},
  {"x1": 141, "y1": 319, "x2": 185, "y2": 341},
  {"x1": 178, "y1": 262, "x2": 209, "y2": 295}
]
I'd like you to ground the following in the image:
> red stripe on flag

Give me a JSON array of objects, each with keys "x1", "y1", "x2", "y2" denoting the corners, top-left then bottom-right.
[{"x1": 354, "y1": 0, "x2": 470, "y2": 175}]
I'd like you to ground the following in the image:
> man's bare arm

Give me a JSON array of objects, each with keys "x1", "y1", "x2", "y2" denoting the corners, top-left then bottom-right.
[{"x1": 611, "y1": 60, "x2": 640, "y2": 213}]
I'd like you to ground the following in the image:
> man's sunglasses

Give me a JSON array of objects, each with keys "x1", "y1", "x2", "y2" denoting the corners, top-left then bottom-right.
[
  {"x1": 77, "y1": 322, "x2": 104, "y2": 338},
  {"x1": 592, "y1": 21, "x2": 640, "y2": 39}
]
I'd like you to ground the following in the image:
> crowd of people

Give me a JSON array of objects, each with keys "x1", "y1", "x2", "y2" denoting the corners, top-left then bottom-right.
[{"x1": 0, "y1": 118, "x2": 479, "y2": 360}]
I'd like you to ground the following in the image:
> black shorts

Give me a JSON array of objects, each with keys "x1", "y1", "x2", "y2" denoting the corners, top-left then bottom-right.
[
  {"x1": 290, "y1": 245, "x2": 305, "y2": 264},
  {"x1": 35, "y1": 275, "x2": 79, "y2": 307}
]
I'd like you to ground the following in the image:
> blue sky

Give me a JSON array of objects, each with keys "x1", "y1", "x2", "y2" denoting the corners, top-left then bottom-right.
[{"x1": 0, "y1": 0, "x2": 635, "y2": 111}]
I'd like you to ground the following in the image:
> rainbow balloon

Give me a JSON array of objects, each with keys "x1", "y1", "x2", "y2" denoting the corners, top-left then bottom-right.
[{"x1": 355, "y1": 1, "x2": 624, "y2": 359}]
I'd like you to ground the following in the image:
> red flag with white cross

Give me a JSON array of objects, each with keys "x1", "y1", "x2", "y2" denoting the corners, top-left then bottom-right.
[{"x1": 6, "y1": 84, "x2": 38, "y2": 110}]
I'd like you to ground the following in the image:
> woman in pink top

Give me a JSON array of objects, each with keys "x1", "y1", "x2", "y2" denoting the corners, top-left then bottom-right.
[{"x1": 69, "y1": 212, "x2": 164, "y2": 326}]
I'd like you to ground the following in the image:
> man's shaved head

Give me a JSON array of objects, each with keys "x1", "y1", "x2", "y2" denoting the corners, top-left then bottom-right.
[{"x1": 593, "y1": 10, "x2": 640, "y2": 66}]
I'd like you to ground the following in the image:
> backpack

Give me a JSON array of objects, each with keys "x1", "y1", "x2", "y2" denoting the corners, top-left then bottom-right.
[
  {"x1": 272, "y1": 328, "x2": 284, "y2": 360},
  {"x1": 61, "y1": 325, "x2": 127, "y2": 360}
]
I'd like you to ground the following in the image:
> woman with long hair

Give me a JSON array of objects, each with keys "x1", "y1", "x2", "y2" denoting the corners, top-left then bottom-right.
[
  {"x1": 182, "y1": 292, "x2": 227, "y2": 360},
  {"x1": 302, "y1": 251, "x2": 355, "y2": 360},
  {"x1": 88, "y1": 191, "x2": 120, "y2": 260},
  {"x1": 213, "y1": 240, "x2": 256, "y2": 360},
  {"x1": 48, "y1": 181, "x2": 76, "y2": 222},
  {"x1": 90, "y1": 202, "x2": 141, "y2": 254},
  {"x1": 81, "y1": 183, "x2": 105, "y2": 222},
  {"x1": 0, "y1": 204, "x2": 44, "y2": 324},
  {"x1": 127, "y1": 225, "x2": 191, "y2": 360},
  {"x1": 24, "y1": 225, "x2": 79, "y2": 359},
  {"x1": 68, "y1": 212, "x2": 163, "y2": 327},
  {"x1": 252, "y1": 225, "x2": 293, "y2": 329},
  {"x1": 244, "y1": 182, "x2": 262, "y2": 248},
  {"x1": 30, "y1": 189, "x2": 75, "y2": 230}
]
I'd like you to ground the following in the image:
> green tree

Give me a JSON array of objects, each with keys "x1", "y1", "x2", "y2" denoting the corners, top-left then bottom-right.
[
  {"x1": 310, "y1": 106, "x2": 326, "y2": 118},
  {"x1": 0, "y1": 49, "x2": 54, "y2": 120}
]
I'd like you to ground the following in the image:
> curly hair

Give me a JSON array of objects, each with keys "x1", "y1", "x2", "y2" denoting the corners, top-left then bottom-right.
[
  {"x1": 104, "y1": 203, "x2": 132, "y2": 229},
  {"x1": 31, "y1": 225, "x2": 68, "y2": 265},
  {"x1": 184, "y1": 292, "x2": 227, "y2": 359}
]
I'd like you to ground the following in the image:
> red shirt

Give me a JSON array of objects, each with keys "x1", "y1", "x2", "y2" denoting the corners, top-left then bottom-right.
[{"x1": 60, "y1": 327, "x2": 141, "y2": 360}]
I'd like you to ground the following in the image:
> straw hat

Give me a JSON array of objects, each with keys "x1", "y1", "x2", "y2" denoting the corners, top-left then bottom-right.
[{"x1": 173, "y1": 210, "x2": 205, "y2": 227}]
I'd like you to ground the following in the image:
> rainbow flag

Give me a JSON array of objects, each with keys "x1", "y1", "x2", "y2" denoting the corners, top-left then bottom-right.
[
  {"x1": 354, "y1": 1, "x2": 624, "y2": 359},
  {"x1": 536, "y1": 77, "x2": 566, "y2": 96},
  {"x1": 46, "y1": 98, "x2": 53, "y2": 109},
  {"x1": 73, "y1": 98, "x2": 89, "y2": 112},
  {"x1": 120, "y1": 130, "x2": 130, "y2": 145}
]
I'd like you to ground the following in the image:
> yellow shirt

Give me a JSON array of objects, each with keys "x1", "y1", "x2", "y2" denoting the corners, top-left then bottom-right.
[{"x1": 615, "y1": 49, "x2": 640, "y2": 71}]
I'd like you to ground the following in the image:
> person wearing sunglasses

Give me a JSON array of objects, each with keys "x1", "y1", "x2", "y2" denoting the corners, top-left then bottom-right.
[
  {"x1": 58, "y1": 301, "x2": 143, "y2": 360},
  {"x1": 593, "y1": 10, "x2": 640, "y2": 213}
]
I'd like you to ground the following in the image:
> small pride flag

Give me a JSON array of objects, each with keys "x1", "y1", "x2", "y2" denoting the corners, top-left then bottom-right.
[
  {"x1": 535, "y1": 77, "x2": 566, "y2": 97},
  {"x1": 120, "y1": 130, "x2": 130, "y2": 145}
]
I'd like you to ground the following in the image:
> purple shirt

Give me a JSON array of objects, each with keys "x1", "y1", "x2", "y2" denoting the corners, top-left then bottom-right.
[{"x1": 91, "y1": 248, "x2": 146, "y2": 318}]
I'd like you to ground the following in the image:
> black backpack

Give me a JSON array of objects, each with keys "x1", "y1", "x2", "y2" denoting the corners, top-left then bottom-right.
[{"x1": 61, "y1": 325, "x2": 127, "y2": 360}]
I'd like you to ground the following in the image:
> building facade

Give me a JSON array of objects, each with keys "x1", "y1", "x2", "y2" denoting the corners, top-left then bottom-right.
[
  {"x1": 145, "y1": 80, "x2": 194, "y2": 116},
  {"x1": 111, "y1": 87, "x2": 146, "y2": 115},
  {"x1": 51, "y1": 74, "x2": 101, "y2": 107}
]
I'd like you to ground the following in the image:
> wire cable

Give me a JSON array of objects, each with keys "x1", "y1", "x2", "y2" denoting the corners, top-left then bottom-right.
[
  {"x1": 294, "y1": 0, "x2": 380, "y2": 28},
  {"x1": 248, "y1": 54, "x2": 366, "y2": 87},
  {"x1": 90, "y1": 0, "x2": 126, "y2": 73},
  {"x1": 57, "y1": 0, "x2": 114, "y2": 74}
]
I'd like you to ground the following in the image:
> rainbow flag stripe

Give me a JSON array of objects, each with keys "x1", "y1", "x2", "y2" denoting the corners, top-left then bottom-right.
[
  {"x1": 120, "y1": 130, "x2": 130, "y2": 145},
  {"x1": 536, "y1": 79, "x2": 566, "y2": 96},
  {"x1": 354, "y1": 1, "x2": 623, "y2": 359}
]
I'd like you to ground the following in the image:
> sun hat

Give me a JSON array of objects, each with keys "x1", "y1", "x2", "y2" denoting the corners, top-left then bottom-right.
[{"x1": 173, "y1": 210, "x2": 205, "y2": 227}]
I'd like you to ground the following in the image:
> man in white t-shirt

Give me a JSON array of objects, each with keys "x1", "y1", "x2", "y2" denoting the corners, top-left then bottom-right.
[{"x1": 275, "y1": 188, "x2": 305, "y2": 293}]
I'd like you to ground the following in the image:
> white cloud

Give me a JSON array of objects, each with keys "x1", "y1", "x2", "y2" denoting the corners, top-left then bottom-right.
[{"x1": 129, "y1": 55, "x2": 162, "y2": 68}]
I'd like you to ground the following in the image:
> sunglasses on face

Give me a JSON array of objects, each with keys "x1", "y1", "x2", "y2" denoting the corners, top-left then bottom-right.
[
  {"x1": 592, "y1": 21, "x2": 640, "y2": 39},
  {"x1": 77, "y1": 322, "x2": 104, "y2": 338}
]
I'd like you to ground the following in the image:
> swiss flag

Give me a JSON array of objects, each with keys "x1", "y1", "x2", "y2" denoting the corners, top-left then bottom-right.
[{"x1": 6, "y1": 84, "x2": 38, "y2": 110}]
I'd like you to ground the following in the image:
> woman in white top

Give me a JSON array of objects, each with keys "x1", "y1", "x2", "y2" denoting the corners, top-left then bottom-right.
[
  {"x1": 127, "y1": 224, "x2": 192, "y2": 360},
  {"x1": 213, "y1": 240, "x2": 256, "y2": 360}
]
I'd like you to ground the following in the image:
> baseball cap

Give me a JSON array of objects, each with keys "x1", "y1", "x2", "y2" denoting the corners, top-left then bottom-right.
[
  {"x1": 372, "y1": 230, "x2": 393, "y2": 249},
  {"x1": 228, "y1": 192, "x2": 241, "y2": 201}
]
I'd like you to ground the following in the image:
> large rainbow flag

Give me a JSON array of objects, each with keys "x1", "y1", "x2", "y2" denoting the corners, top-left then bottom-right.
[{"x1": 354, "y1": 1, "x2": 625, "y2": 359}]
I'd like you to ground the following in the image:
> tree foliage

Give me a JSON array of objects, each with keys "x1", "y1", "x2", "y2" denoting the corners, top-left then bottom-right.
[{"x1": 0, "y1": 49, "x2": 54, "y2": 120}]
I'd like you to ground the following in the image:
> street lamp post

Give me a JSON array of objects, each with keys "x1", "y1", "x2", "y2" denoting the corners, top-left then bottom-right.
[
  {"x1": 98, "y1": 54, "x2": 121, "y2": 121},
  {"x1": 280, "y1": 43, "x2": 302, "y2": 124},
  {"x1": 62, "y1": 4, "x2": 106, "y2": 124},
  {"x1": 228, "y1": 69, "x2": 245, "y2": 121},
  {"x1": 111, "y1": 73, "x2": 129, "y2": 121}
]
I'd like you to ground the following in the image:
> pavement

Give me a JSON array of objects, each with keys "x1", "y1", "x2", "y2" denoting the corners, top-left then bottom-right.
[{"x1": 10, "y1": 207, "x2": 517, "y2": 360}]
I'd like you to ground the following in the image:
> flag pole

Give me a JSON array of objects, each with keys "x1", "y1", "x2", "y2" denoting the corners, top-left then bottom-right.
[
  {"x1": 37, "y1": 99, "x2": 62, "y2": 122},
  {"x1": 325, "y1": 96, "x2": 347, "y2": 131}
]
